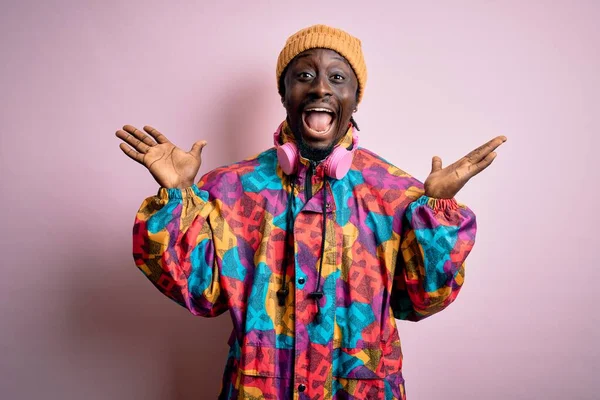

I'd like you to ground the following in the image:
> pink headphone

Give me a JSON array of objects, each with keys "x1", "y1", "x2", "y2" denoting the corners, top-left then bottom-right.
[{"x1": 274, "y1": 123, "x2": 359, "y2": 180}]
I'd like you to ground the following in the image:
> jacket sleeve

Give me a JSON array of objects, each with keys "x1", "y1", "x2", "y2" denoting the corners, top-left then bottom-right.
[
  {"x1": 390, "y1": 194, "x2": 477, "y2": 322},
  {"x1": 132, "y1": 184, "x2": 229, "y2": 317}
]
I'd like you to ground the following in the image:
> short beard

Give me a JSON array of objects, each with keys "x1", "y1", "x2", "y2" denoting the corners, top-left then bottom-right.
[
  {"x1": 287, "y1": 116, "x2": 335, "y2": 162},
  {"x1": 297, "y1": 139, "x2": 334, "y2": 163}
]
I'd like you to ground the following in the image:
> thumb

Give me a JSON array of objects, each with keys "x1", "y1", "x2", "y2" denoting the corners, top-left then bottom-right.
[
  {"x1": 190, "y1": 140, "x2": 207, "y2": 158},
  {"x1": 431, "y1": 156, "x2": 443, "y2": 173}
]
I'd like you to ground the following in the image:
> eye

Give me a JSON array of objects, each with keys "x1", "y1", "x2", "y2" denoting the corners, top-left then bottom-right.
[
  {"x1": 298, "y1": 72, "x2": 313, "y2": 80},
  {"x1": 331, "y1": 74, "x2": 345, "y2": 81}
]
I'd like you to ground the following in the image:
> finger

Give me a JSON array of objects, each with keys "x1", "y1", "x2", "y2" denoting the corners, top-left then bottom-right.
[
  {"x1": 116, "y1": 129, "x2": 151, "y2": 153},
  {"x1": 464, "y1": 135, "x2": 507, "y2": 164},
  {"x1": 467, "y1": 151, "x2": 497, "y2": 178},
  {"x1": 143, "y1": 125, "x2": 169, "y2": 144},
  {"x1": 189, "y1": 140, "x2": 207, "y2": 159},
  {"x1": 123, "y1": 125, "x2": 156, "y2": 150},
  {"x1": 119, "y1": 142, "x2": 145, "y2": 165},
  {"x1": 431, "y1": 156, "x2": 443, "y2": 173},
  {"x1": 120, "y1": 125, "x2": 153, "y2": 153}
]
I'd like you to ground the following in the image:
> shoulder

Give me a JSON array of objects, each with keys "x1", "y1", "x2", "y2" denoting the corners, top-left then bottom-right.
[
  {"x1": 346, "y1": 148, "x2": 426, "y2": 215},
  {"x1": 352, "y1": 147, "x2": 423, "y2": 190},
  {"x1": 198, "y1": 148, "x2": 280, "y2": 197}
]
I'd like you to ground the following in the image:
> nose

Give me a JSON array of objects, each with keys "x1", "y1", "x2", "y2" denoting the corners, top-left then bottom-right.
[{"x1": 309, "y1": 73, "x2": 332, "y2": 98}]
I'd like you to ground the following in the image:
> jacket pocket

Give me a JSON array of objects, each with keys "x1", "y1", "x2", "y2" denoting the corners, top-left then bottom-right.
[
  {"x1": 332, "y1": 346, "x2": 385, "y2": 379},
  {"x1": 333, "y1": 344, "x2": 409, "y2": 399},
  {"x1": 333, "y1": 346, "x2": 386, "y2": 399},
  {"x1": 239, "y1": 342, "x2": 292, "y2": 378},
  {"x1": 236, "y1": 341, "x2": 294, "y2": 399}
]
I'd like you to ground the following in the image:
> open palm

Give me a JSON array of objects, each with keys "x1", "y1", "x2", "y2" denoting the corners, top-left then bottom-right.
[
  {"x1": 424, "y1": 135, "x2": 507, "y2": 199},
  {"x1": 115, "y1": 125, "x2": 207, "y2": 189}
]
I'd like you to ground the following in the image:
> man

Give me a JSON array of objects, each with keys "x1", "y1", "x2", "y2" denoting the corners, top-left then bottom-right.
[{"x1": 116, "y1": 24, "x2": 505, "y2": 399}]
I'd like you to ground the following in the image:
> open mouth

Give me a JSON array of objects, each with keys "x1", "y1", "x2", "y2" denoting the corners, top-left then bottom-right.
[{"x1": 302, "y1": 107, "x2": 336, "y2": 136}]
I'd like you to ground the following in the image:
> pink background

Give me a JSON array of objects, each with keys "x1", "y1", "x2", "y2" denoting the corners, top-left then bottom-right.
[{"x1": 1, "y1": 1, "x2": 598, "y2": 399}]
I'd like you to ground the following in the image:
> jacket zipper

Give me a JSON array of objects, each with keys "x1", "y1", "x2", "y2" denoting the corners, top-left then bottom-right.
[{"x1": 305, "y1": 161, "x2": 316, "y2": 203}]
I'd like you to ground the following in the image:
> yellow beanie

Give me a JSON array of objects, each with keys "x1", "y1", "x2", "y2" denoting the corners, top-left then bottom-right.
[{"x1": 276, "y1": 24, "x2": 367, "y2": 104}]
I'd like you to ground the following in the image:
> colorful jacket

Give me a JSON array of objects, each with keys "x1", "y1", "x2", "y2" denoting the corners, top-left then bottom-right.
[{"x1": 132, "y1": 124, "x2": 477, "y2": 399}]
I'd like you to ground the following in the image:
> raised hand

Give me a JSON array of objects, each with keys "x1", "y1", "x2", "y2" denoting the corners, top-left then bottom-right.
[
  {"x1": 424, "y1": 136, "x2": 507, "y2": 199},
  {"x1": 115, "y1": 125, "x2": 207, "y2": 189}
]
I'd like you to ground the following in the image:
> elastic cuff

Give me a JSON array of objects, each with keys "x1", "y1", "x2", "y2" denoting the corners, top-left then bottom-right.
[
  {"x1": 412, "y1": 195, "x2": 459, "y2": 212},
  {"x1": 426, "y1": 197, "x2": 459, "y2": 212},
  {"x1": 155, "y1": 185, "x2": 207, "y2": 205}
]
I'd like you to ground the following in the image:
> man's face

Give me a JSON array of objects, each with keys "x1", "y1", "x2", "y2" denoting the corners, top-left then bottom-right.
[{"x1": 281, "y1": 48, "x2": 358, "y2": 157}]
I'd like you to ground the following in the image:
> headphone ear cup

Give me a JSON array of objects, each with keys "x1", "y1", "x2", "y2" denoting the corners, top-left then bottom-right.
[
  {"x1": 277, "y1": 142, "x2": 299, "y2": 175},
  {"x1": 324, "y1": 147, "x2": 353, "y2": 179}
]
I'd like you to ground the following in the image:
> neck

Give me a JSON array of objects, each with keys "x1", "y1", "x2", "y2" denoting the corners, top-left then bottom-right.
[{"x1": 297, "y1": 140, "x2": 334, "y2": 163}]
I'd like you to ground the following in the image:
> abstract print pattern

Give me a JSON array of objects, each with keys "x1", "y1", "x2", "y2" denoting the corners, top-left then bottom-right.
[{"x1": 132, "y1": 123, "x2": 477, "y2": 399}]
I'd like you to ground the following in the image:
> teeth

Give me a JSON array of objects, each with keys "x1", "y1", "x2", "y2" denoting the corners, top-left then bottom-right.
[{"x1": 305, "y1": 108, "x2": 333, "y2": 114}]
